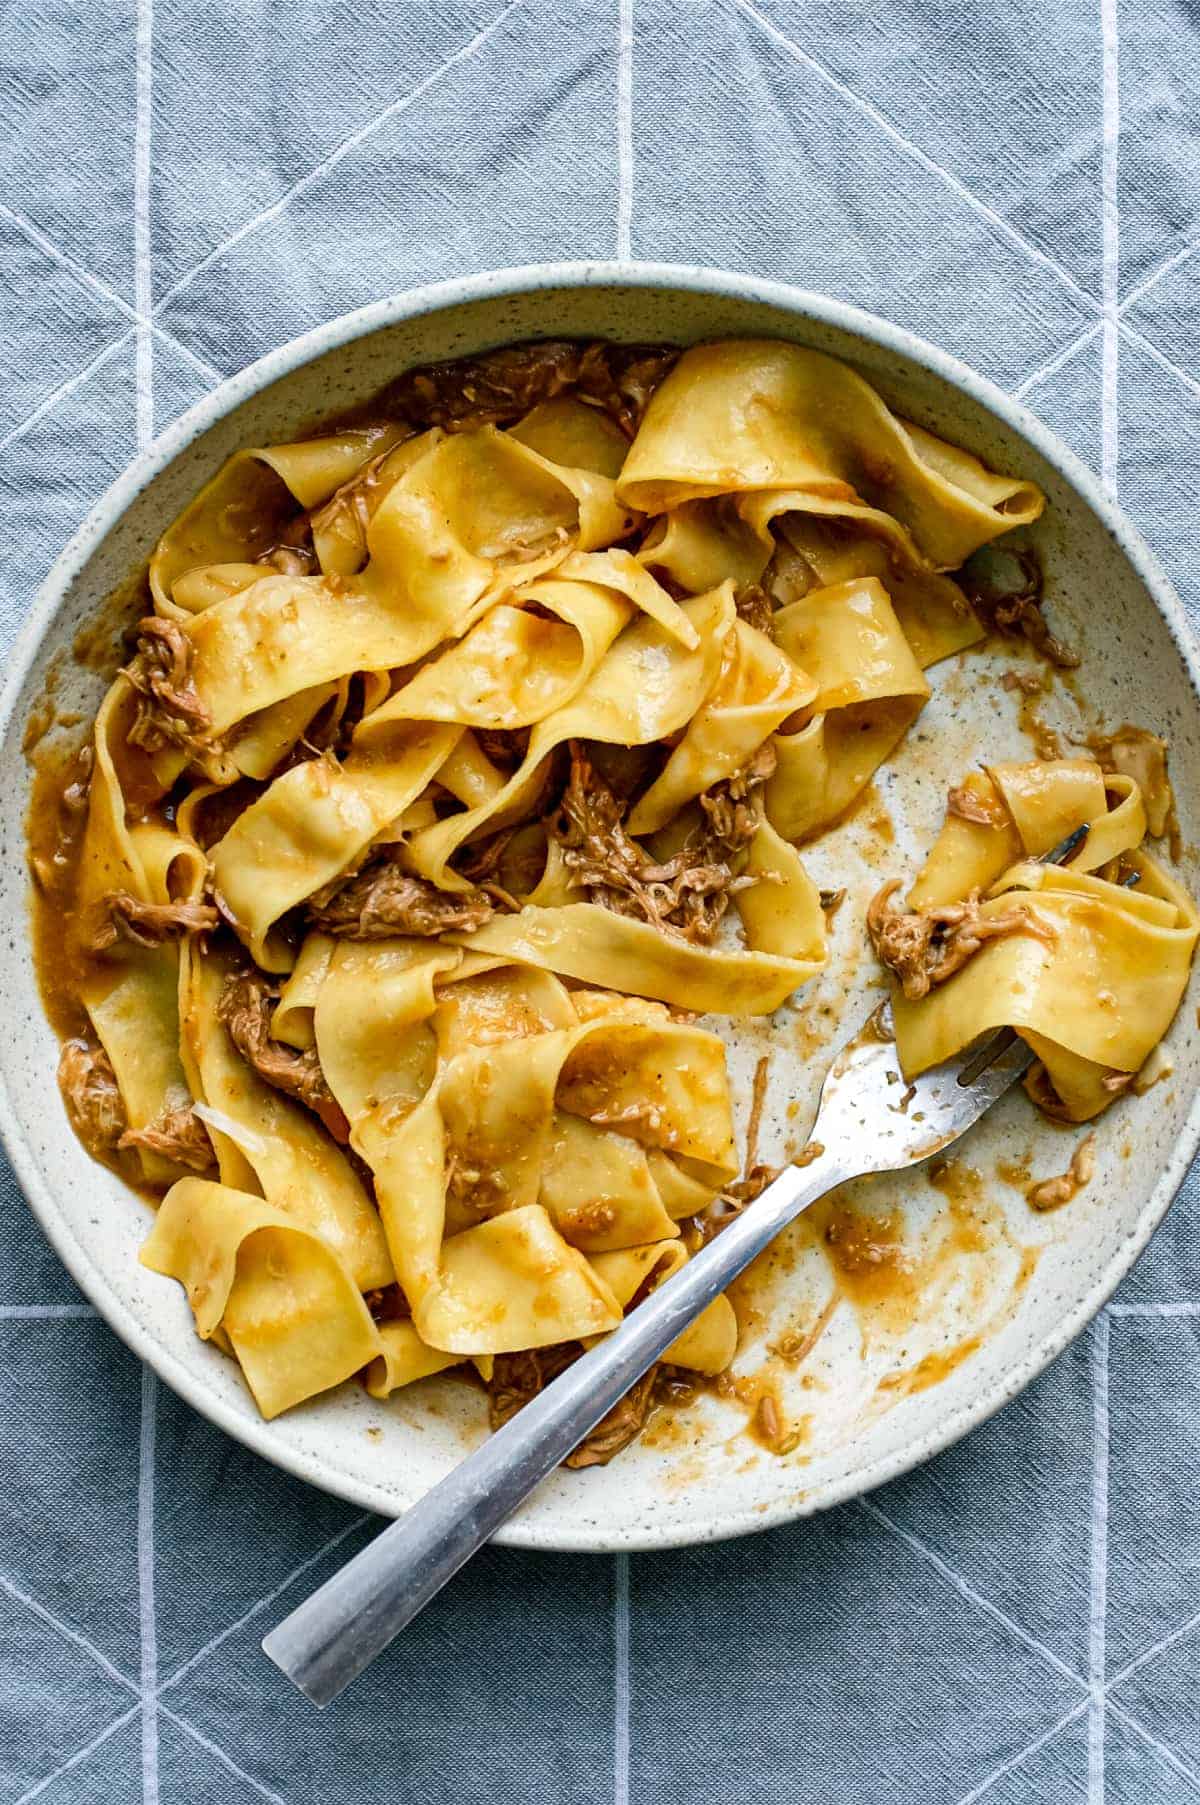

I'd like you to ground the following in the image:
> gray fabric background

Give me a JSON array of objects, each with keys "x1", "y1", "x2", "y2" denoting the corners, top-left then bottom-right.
[{"x1": 2, "y1": 0, "x2": 1199, "y2": 1798}]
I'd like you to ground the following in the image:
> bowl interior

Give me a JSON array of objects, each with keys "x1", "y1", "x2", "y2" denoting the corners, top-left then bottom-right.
[{"x1": 4, "y1": 269, "x2": 1199, "y2": 1550}]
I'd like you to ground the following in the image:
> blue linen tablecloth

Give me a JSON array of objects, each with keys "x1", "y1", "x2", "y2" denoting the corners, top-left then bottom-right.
[{"x1": 2, "y1": 1, "x2": 1199, "y2": 1798}]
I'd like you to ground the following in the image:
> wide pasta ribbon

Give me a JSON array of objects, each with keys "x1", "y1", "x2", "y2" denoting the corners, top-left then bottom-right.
[
  {"x1": 142, "y1": 1178, "x2": 383, "y2": 1418},
  {"x1": 626, "y1": 618, "x2": 814, "y2": 834},
  {"x1": 764, "y1": 576, "x2": 931, "y2": 841},
  {"x1": 150, "y1": 423, "x2": 410, "y2": 613},
  {"x1": 340, "y1": 547, "x2": 697, "y2": 747},
  {"x1": 406, "y1": 583, "x2": 738, "y2": 888},
  {"x1": 208, "y1": 558, "x2": 692, "y2": 966},
  {"x1": 585, "y1": 1241, "x2": 738, "y2": 1374},
  {"x1": 440, "y1": 808, "x2": 829, "y2": 1016},
  {"x1": 312, "y1": 951, "x2": 737, "y2": 1354},
  {"x1": 452, "y1": 893, "x2": 824, "y2": 1016},
  {"x1": 634, "y1": 489, "x2": 980, "y2": 846},
  {"x1": 364, "y1": 1235, "x2": 740, "y2": 1401},
  {"x1": 160, "y1": 424, "x2": 639, "y2": 741},
  {"x1": 617, "y1": 339, "x2": 1044, "y2": 568},
  {"x1": 305, "y1": 396, "x2": 635, "y2": 594},
  {"x1": 908, "y1": 759, "x2": 1145, "y2": 908},
  {"x1": 888, "y1": 761, "x2": 1194, "y2": 1120},
  {"x1": 638, "y1": 486, "x2": 983, "y2": 676},
  {"x1": 508, "y1": 395, "x2": 631, "y2": 478},
  {"x1": 179, "y1": 942, "x2": 393, "y2": 1288},
  {"x1": 739, "y1": 492, "x2": 984, "y2": 669},
  {"x1": 638, "y1": 497, "x2": 774, "y2": 595},
  {"x1": 73, "y1": 684, "x2": 207, "y2": 1181},
  {"x1": 210, "y1": 721, "x2": 463, "y2": 971}
]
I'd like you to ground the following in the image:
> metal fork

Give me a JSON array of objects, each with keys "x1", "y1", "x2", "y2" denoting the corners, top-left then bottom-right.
[{"x1": 263, "y1": 826, "x2": 1091, "y2": 1704}]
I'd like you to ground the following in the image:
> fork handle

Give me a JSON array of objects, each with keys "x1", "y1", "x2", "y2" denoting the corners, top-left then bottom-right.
[{"x1": 263, "y1": 1148, "x2": 848, "y2": 1705}]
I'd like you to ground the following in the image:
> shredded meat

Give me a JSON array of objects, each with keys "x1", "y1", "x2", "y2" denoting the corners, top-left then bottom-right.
[
  {"x1": 89, "y1": 891, "x2": 219, "y2": 952},
  {"x1": 308, "y1": 448, "x2": 412, "y2": 561},
  {"x1": 549, "y1": 742, "x2": 733, "y2": 942},
  {"x1": 770, "y1": 1294, "x2": 839, "y2": 1368},
  {"x1": 697, "y1": 740, "x2": 777, "y2": 859},
  {"x1": 744, "y1": 1053, "x2": 771, "y2": 1174},
  {"x1": 1026, "y1": 1059, "x2": 1134, "y2": 1120},
  {"x1": 1026, "y1": 1134, "x2": 1096, "y2": 1212},
  {"x1": 575, "y1": 342, "x2": 680, "y2": 439},
  {"x1": 453, "y1": 828, "x2": 515, "y2": 884},
  {"x1": 947, "y1": 781, "x2": 1007, "y2": 827},
  {"x1": 62, "y1": 743, "x2": 93, "y2": 820},
  {"x1": 724, "y1": 1163, "x2": 780, "y2": 1207},
  {"x1": 379, "y1": 339, "x2": 678, "y2": 440},
  {"x1": 486, "y1": 1343, "x2": 661, "y2": 1468},
  {"x1": 700, "y1": 1049, "x2": 787, "y2": 1227},
  {"x1": 473, "y1": 727, "x2": 530, "y2": 773},
  {"x1": 549, "y1": 740, "x2": 773, "y2": 946},
  {"x1": 819, "y1": 887, "x2": 846, "y2": 919},
  {"x1": 867, "y1": 878, "x2": 1056, "y2": 1001},
  {"x1": 119, "y1": 1105, "x2": 215, "y2": 1172},
  {"x1": 307, "y1": 855, "x2": 494, "y2": 939},
  {"x1": 961, "y1": 546, "x2": 1079, "y2": 668},
  {"x1": 364, "y1": 1284, "x2": 410, "y2": 1324},
  {"x1": 122, "y1": 617, "x2": 216, "y2": 763},
  {"x1": 217, "y1": 968, "x2": 350, "y2": 1141},
  {"x1": 683, "y1": 1156, "x2": 784, "y2": 1249},
  {"x1": 258, "y1": 543, "x2": 315, "y2": 576},
  {"x1": 383, "y1": 342, "x2": 582, "y2": 431},
  {"x1": 487, "y1": 1344, "x2": 582, "y2": 1432},
  {"x1": 735, "y1": 583, "x2": 777, "y2": 638},
  {"x1": 754, "y1": 1391, "x2": 793, "y2": 1455},
  {"x1": 586, "y1": 742, "x2": 664, "y2": 803},
  {"x1": 585, "y1": 1101, "x2": 673, "y2": 1145},
  {"x1": 1088, "y1": 725, "x2": 1176, "y2": 840},
  {"x1": 654, "y1": 1365, "x2": 701, "y2": 1407},
  {"x1": 58, "y1": 1038, "x2": 126, "y2": 1158},
  {"x1": 565, "y1": 1368, "x2": 660, "y2": 1468},
  {"x1": 256, "y1": 512, "x2": 317, "y2": 576}
]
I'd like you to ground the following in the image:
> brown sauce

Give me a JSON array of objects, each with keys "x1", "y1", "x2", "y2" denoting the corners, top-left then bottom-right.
[
  {"x1": 714, "y1": 1367, "x2": 809, "y2": 1457},
  {"x1": 72, "y1": 567, "x2": 149, "y2": 672},
  {"x1": 21, "y1": 649, "x2": 70, "y2": 755},
  {"x1": 996, "y1": 1152, "x2": 1034, "y2": 1189},
  {"x1": 807, "y1": 1190, "x2": 913, "y2": 1317},
  {"x1": 860, "y1": 797, "x2": 896, "y2": 846},
  {"x1": 1018, "y1": 689, "x2": 1064, "y2": 761},
  {"x1": 26, "y1": 726, "x2": 97, "y2": 1041},
  {"x1": 927, "y1": 1158, "x2": 991, "y2": 1255},
  {"x1": 877, "y1": 1335, "x2": 982, "y2": 1396}
]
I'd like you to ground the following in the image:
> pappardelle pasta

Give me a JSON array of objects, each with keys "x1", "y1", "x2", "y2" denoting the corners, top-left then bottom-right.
[
  {"x1": 29, "y1": 336, "x2": 1191, "y2": 1461},
  {"x1": 869, "y1": 756, "x2": 1197, "y2": 1125}
]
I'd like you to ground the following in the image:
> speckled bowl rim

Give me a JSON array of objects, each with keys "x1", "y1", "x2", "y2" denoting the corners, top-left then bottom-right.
[{"x1": 3, "y1": 261, "x2": 1199, "y2": 1552}]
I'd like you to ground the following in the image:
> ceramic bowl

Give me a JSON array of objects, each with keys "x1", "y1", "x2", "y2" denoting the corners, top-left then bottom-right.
[{"x1": 3, "y1": 262, "x2": 1198, "y2": 1551}]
